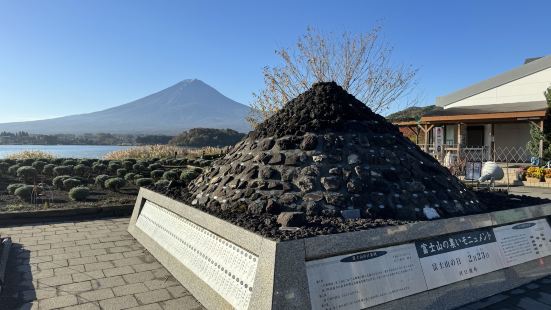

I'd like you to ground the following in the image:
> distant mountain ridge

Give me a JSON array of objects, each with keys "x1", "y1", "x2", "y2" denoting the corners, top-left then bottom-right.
[
  {"x1": 0, "y1": 79, "x2": 252, "y2": 134},
  {"x1": 386, "y1": 105, "x2": 443, "y2": 122}
]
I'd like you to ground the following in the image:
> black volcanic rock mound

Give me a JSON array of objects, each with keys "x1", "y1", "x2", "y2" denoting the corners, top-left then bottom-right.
[
  {"x1": 249, "y1": 82, "x2": 396, "y2": 139},
  {"x1": 187, "y1": 82, "x2": 485, "y2": 224}
]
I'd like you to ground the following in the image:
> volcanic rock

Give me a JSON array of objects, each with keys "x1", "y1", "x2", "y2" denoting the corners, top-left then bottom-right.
[
  {"x1": 277, "y1": 212, "x2": 307, "y2": 227},
  {"x1": 187, "y1": 82, "x2": 485, "y2": 222}
]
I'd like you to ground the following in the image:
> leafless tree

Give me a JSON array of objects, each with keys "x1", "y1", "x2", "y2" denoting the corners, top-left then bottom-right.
[{"x1": 247, "y1": 26, "x2": 419, "y2": 127}]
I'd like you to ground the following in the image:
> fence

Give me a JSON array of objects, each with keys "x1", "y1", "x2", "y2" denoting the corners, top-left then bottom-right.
[{"x1": 417, "y1": 144, "x2": 532, "y2": 164}]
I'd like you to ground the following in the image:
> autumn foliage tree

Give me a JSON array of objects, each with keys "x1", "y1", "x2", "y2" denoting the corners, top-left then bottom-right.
[{"x1": 247, "y1": 26, "x2": 419, "y2": 127}]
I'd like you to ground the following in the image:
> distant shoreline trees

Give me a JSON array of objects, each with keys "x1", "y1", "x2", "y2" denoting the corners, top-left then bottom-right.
[
  {"x1": 169, "y1": 128, "x2": 245, "y2": 148},
  {"x1": 0, "y1": 128, "x2": 245, "y2": 148}
]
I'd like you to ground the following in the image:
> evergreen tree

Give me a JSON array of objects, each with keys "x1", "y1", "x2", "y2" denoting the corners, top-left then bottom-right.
[{"x1": 528, "y1": 87, "x2": 551, "y2": 160}]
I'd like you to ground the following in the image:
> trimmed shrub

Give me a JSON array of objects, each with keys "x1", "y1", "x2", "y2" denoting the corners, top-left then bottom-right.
[
  {"x1": 69, "y1": 186, "x2": 90, "y2": 201},
  {"x1": 104, "y1": 177, "x2": 125, "y2": 192},
  {"x1": 124, "y1": 172, "x2": 136, "y2": 182},
  {"x1": 42, "y1": 164, "x2": 56, "y2": 176},
  {"x1": 52, "y1": 175, "x2": 71, "y2": 189},
  {"x1": 0, "y1": 162, "x2": 11, "y2": 174},
  {"x1": 74, "y1": 164, "x2": 91, "y2": 177},
  {"x1": 122, "y1": 160, "x2": 134, "y2": 170},
  {"x1": 154, "y1": 180, "x2": 170, "y2": 187},
  {"x1": 14, "y1": 185, "x2": 34, "y2": 202},
  {"x1": 180, "y1": 169, "x2": 200, "y2": 183},
  {"x1": 150, "y1": 169, "x2": 165, "y2": 180},
  {"x1": 63, "y1": 178, "x2": 81, "y2": 190},
  {"x1": 192, "y1": 167, "x2": 203, "y2": 173},
  {"x1": 163, "y1": 170, "x2": 179, "y2": 181},
  {"x1": 7, "y1": 183, "x2": 25, "y2": 194},
  {"x1": 16, "y1": 166, "x2": 38, "y2": 182},
  {"x1": 17, "y1": 158, "x2": 34, "y2": 166},
  {"x1": 95, "y1": 174, "x2": 110, "y2": 188},
  {"x1": 62, "y1": 159, "x2": 77, "y2": 166},
  {"x1": 108, "y1": 161, "x2": 122, "y2": 172},
  {"x1": 3, "y1": 159, "x2": 15, "y2": 165},
  {"x1": 31, "y1": 160, "x2": 47, "y2": 172},
  {"x1": 53, "y1": 165, "x2": 73, "y2": 176},
  {"x1": 92, "y1": 163, "x2": 107, "y2": 174},
  {"x1": 133, "y1": 174, "x2": 143, "y2": 181},
  {"x1": 78, "y1": 159, "x2": 94, "y2": 166},
  {"x1": 116, "y1": 168, "x2": 128, "y2": 178},
  {"x1": 132, "y1": 163, "x2": 146, "y2": 172},
  {"x1": 8, "y1": 164, "x2": 21, "y2": 176},
  {"x1": 148, "y1": 163, "x2": 162, "y2": 171},
  {"x1": 135, "y1": 178, "x2": 153, "y2": 187}
]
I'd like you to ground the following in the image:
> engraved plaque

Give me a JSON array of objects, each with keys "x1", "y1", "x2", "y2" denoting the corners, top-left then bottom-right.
[
  {"x1": 136, "y1": 201, "x2": 258, "y2": 310},
  {"x1": 416, "y1": 228, "x2": 505, "y2": 289},
  {"x1": 306, "y1": 243, "x2": 427, "y2": 310},
  {"x1": 494, "y1": 219, "x2": 551, "y2": 267}
]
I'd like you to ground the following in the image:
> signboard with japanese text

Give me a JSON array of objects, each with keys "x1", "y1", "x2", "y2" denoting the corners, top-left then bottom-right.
[
  {"x1": 306, "y1": 243, "x2": 427, "y2": 310},
  {"x1": 415, "y1": 228, "x2": 505, "y2": 289},
  {"x1": 433, "y1": 127, "x2": 444, "y2": 153},
  {"x1": 493, "y1": 219, "x2": 551, "y2": 267},
  {"x1": 465, "y1": 161, "x2": 482, "y2": 180},
  {"x1": 305, "y1": 219, "x2": 551, "y2": 307}
]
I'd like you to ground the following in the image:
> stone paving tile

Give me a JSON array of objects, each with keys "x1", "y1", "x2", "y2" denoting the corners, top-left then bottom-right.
[
  {"x1": 0, "y1": 217, "x2": 203, "y2": 310},
  {"x1": 39, "y1": 295, "x2": 79, "y2": 310},
  {"x1": 98, "y1": 295, "x2": 139, "y2": 310},
  {"x1": 162, "y1": 295, "x2": 203, "y2": 310},
  {"x1": 460, "y1": 275, "x2": 551, "y2": 309},
  {"x1": 134, "y1": 288, "x2": 172, "y2": 304},
  {"x1": 112, "y1": 283, "x2": 150, "y2": 297}
]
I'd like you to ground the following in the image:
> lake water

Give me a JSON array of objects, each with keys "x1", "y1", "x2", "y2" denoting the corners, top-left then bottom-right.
[{"x1": 0, "y1": 145, "x2": 133, "y2": 159}]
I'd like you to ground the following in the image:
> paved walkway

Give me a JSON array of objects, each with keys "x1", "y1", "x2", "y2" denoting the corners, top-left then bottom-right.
[
  {"x1": 460, "y1": 275, "x2": 551, "y2": 309},
  {"x1": 508, "y1": 186, "x2": 551, "y2": 200},
  {"x1": 0, "y1": 217, "x2": 204, "y2": 310}
]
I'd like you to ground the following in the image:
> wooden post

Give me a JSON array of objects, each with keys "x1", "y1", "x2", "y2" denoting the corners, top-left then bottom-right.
[
  {"x1": 418, "y1": 124, "x2": 434, "y2": 153},
  {"x1": 411, "y1": 126, "x2": 420, "y2": 145},
  {"x1": 457, "y1": 123, "x2": 462, "y2": 157},
  {"x1": 490, "y1": 123, "x2": 495, "y2": 162},
  {"x1": 540, "y1": 120, "x2": 544, "y2": 161}
]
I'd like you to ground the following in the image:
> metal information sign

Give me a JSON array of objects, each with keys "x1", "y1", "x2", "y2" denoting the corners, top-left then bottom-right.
[
  {"x1": 494, "y1": 219, "x2": 551, "y2": 267},
  {"x1": 306, "y1": 243, "x2": 427, "y2": 310},
  {"x1": 415, "y1": 228, "x2": 505, "y2": 289},
  {"x1": 306, "y1": 219, "x2": 551, "y2": 307},
  {"x1": 136, "y1": 201, "x2": 258, "y2": 310}
]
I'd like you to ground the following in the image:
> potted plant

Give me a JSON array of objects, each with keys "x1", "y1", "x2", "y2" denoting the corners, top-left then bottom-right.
[
  {"x1": 526, "y1": 166, "x2": 543, "y2": 183},
  {"x1": 544, "y1": 169, "x2": 551, "y2": 183}
]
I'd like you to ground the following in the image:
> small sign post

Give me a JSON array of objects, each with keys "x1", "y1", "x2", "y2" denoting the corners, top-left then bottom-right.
[{"x1": 433, "y1": 127, "x2": 444, "y2": 159}]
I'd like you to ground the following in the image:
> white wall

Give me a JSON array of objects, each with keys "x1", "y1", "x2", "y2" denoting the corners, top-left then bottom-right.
[
  {"x1": 446, "y1": 67, "x2": 551, "y2": 108},
  {"x1": 494, "y1": 122, "x2": 531, "y2": 149}
]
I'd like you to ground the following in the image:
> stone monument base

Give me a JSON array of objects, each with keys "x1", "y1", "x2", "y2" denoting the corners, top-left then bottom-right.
[{"x1": 128, "y1": 188, "x2": 551, "y2": 309}]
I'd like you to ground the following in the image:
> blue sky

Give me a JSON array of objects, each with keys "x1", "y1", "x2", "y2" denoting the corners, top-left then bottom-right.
[{"x1": 1, "y1": 0, "x2": 550, "y2": 123}]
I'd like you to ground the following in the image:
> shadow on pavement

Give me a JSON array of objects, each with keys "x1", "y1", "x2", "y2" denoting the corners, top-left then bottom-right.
[{"x1": 0, "y1": 244, "x2": 36, "y2": 309}]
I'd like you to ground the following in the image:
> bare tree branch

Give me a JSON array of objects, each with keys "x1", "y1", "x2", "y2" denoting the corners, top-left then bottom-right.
[{"x1": 247, "y1": 26, "x2": 418, "y2": 128}]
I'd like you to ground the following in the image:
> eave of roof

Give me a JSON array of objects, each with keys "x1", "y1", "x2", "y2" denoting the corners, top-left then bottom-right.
[
  {"x1": 436, "y1": 55, "x2": 551, "y2": 107},
  {"x1": 421, "y1": 110, "x2": 546, "y2": 123},
  {"x1": 426, "y1": 101, "x2": 547, "y2": 116}
]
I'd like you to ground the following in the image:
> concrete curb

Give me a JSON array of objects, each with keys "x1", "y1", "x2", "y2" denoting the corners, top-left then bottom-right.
[
  {"x1": 0, "y1": 205, "x2": 133, "y2": 225},
  {"x1": 128, "y1": 188, "x2": 551, "y2": 310},
  {"x1": 0, "y1": 236, "x2": 12, "y2": 296}
]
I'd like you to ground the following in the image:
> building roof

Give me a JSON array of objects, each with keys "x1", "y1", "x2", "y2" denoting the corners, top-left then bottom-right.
[
  {"x1": 436, "y1": 55, "x2": 551, "y2": 107},
  {"x1": 425, "y1": 101, "x2": 547, "y2": 116},
  {"x1": 420, "y1": 101, "x2": 547, "y2": 123}
]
